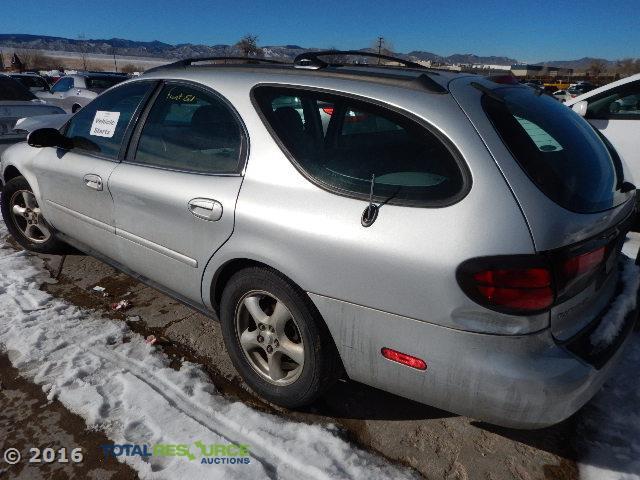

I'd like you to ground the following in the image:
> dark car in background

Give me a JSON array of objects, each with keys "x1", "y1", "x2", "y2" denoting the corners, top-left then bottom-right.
[{"x1": 9, "y1": 73, "x2": 51, "y2": 93}]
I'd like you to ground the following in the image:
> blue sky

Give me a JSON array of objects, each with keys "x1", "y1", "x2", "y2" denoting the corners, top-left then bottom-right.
[{"x1": 1, "y1": 0, "x2": 638, "y2": 62}]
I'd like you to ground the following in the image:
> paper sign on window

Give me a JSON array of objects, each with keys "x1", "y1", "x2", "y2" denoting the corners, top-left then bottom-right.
[{"x1": 90, "y1": 111, "x2": 120, "y2": 138}]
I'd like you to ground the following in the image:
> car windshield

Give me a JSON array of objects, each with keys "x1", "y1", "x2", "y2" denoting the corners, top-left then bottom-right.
[
  {"x1": 0, "y1": 76, "x2": 36, "y2": 101},
  {"x1": 482, "y1": 86, "x2": 629, "y2": 213},
  {"x1": 85, "y1": 76, "x2": 125, "y2": 90}
]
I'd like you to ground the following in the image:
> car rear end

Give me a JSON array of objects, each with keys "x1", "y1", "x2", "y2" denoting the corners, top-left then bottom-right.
[{"x1": 444, "y1": 76, "x2": 639, "y2": 427}]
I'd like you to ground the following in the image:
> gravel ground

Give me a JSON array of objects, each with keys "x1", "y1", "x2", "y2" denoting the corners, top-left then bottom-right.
[{"x1": 18, "y1": 250, "x2": 579, "y2": 480}]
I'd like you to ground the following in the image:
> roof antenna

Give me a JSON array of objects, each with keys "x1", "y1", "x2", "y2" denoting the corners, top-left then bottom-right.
[{"x1": 361, "y1": 174, "x2": 379, "y2": 227}]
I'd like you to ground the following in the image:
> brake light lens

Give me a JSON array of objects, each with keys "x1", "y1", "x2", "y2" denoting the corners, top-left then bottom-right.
[
  {"x1": 381, "y1": 348, "x2": 427, "y2": 370},
  {"x1": 322, "y1": 106, "x2": 334, "y2": 115},
  {"x1": 561, "y1": 247, "x2": 605, "y2": 279},
  {"x1": 458, "y1": 245, "x2": 612, "y2": 315},
  {"x1": 471, "y1": 266, "x2": 553, "y2": 311}
]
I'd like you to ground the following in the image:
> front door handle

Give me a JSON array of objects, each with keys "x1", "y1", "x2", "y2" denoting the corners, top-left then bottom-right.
[
  {"x1": 188, "y1": 198, "x2": 223, "y2": 221},
  {"x1": 83, "y1": 174, "x2": 103, "y2": 191}
]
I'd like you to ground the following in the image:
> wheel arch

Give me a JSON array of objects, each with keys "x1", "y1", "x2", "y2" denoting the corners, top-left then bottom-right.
[
  {"x1": 209, "y1": 256, "x2": 347, "y2": 377},
  {"x1": 2, "y1": 165, "x2": 22, "y2": 187}
]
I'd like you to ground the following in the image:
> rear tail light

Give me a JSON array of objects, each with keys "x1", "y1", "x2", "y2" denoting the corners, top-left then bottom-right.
[
  {"x1": 457, "y1": 244, "x2": 612, "y2": 315},
  {"x1": 322, "y1": 106, "x2": 334, "y2": 115}
]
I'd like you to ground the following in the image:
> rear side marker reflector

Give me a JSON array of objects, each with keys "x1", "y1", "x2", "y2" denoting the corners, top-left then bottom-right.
[{"x1": 381, "y1": 348, "x2": 427, "y2": 370}]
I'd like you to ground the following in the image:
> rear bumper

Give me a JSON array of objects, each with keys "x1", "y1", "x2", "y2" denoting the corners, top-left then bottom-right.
[{"x1": 310, "y1": 264, "x2": 639, "y2": 429}]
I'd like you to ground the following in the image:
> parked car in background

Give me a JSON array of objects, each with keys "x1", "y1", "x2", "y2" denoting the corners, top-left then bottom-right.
[
  {"x1": 36, "y1": 72, "x2": 128, "y2": 113},
  {"x1": 0, "y1": 74, "x2": 66, "y2": 156},
  {"x1": 567, "y1": 82, "x2": 596, "y2": 98},
  {"x1": 1, "y1": 53, "x2": 638, "y2": 429},
  {"x1": 553, "y1": 89, "x2": 571, "y2": 102},
  {"x1": 568, "y1": 73, "x2": 640, "y2": 188},
  {"x1": 9, "y1": 73, "x2": 50, "y2": 93}
]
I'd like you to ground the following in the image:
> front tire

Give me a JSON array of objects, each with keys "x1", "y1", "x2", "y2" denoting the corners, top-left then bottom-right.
[
  {"x1": 220, "y1": 267, "x2": 340, "y2": 408},
  {"x1": 1, "y1": 176, "x2": 70, "y2": 254}
]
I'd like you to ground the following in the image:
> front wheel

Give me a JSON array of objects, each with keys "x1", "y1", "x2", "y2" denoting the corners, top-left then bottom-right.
[
  {"x1": 1, "y1": 176, "x2": 70, "y2": 254},
  {"x1": 220, "y1": 267, "x2": 340, "y2": 408}
]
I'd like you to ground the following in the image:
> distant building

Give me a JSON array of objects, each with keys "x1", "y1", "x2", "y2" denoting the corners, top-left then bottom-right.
[
  {"x1": 471, "y1": 64, "x2": 511, "y2": 71},
  {"x1": 510, "y1": 64, "x2": 573, "y2": 77}
]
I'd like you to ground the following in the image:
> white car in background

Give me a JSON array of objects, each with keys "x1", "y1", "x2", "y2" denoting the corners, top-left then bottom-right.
[
  {"x1": 552, "y1": 89, "x2": 571, "y2": 103},
  {"x1": 567, "y1": 73, "x2": 640, "y2": 186}
]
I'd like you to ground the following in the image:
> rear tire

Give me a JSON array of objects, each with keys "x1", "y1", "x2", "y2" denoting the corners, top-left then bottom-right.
[
  {"x1": 220, "y1": 266, "x2": 340, "y2": 408},
  {"x1": 1, "y1": 176, "x2": 71, "y2": 254}
]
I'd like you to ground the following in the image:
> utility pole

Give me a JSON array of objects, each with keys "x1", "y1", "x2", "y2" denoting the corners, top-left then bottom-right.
[
  {"x1": 112, "y1": 47, "x2": 118, "y2": 72},
  {"x1": 377, "y1": 36, "x2": 384, "y2": 64}
]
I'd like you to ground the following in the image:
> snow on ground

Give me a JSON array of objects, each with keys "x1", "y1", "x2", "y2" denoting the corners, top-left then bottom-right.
[
  {"x1": 578, "y1": 233, "x2": 640, "y2": 480},
  {"x1": 0, "y1": 222, "x2": 416, "y2": 480}
]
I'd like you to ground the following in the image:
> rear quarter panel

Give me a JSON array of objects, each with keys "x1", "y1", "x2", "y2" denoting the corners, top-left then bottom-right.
[{"x1": 199, "y1": 74, "x2": 541, "y2": 335}]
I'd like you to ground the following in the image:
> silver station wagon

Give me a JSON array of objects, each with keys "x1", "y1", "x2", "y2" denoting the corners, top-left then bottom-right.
[{"x1": 1, "y1": 52, "x2": 638, "y2": 428}]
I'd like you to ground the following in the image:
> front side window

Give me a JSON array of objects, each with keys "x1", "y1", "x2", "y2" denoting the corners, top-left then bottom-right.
[
  {"x1": 65, "y1": 81, "x2": 153, "y2": 159},
  {"x1": 586, "y1": 81, "x2": 640, "y2": 120},
  {"x1": 482, "y1": 86, "x2": 630, "y2": 213},
  {"x1": 133, "y1": 84, "x2": 243, "y2": 174},
  {"x1": 51, "y1": 77, "x2": 73, "y2": 93},
  {"x1": 254, "y1": 87, "x2": 467, "y2": 206}
]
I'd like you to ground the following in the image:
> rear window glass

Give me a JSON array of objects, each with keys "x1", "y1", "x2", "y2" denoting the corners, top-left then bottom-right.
[
  {"x1": 85, "y1": 76, "x2": 125, "y2": 90},
  {"x1": 254, "y1": 87, "x2": 467, "y2": 206},
  {"x1": 482, "y1": 87, "x2": 630, "y2": 213},
  {"x1": 0, "y1": 76, "x2": 36, "y2": 101}
]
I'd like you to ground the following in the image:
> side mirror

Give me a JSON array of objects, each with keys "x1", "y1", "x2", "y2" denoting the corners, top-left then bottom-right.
[
  {"x1": 571, "y1": 100, "x2": 588, "y2": 117},
  {"x1": 27, "y1": 128, "x2": 73, "y2": 150}
]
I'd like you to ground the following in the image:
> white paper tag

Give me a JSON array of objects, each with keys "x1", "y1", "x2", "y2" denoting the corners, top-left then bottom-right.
[{"x1": 90, "y1": 111, "x2": 120, "y2": 138}]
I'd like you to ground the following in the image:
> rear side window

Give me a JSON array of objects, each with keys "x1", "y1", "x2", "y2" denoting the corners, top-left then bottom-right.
[
  {"x1": 482, "y1": 87, "x2": 630, "y2": 213},
  {"x1": 133, "y1": 84, "x2": 243, "y2": 174},
  {"x1": 254, "y1": 87, "x2": 467, "y2": 206},
  {"x1": 65, "y1": 81, "x2": 153, "y2": 159}
]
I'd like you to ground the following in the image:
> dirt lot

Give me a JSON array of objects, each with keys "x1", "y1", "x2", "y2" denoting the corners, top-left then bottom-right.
[{"x1": 7, "y1": 249, "x2": 577, "y2": 480}]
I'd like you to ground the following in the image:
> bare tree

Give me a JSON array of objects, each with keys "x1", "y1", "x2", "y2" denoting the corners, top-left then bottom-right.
[
  {"x1": 120, "y1": 63, "x2": 141, "y2": 74},
  {"x1": 77, "y1": 34, "x2": 89, "y2": 71},
  {"x1": 322, "y1": 47, "x2": 348, "y2": 64},
  {"x1": 234, "y1": 34, "x2": 263, "y2": 58},
  {"x1": 14, "y1": 49, "x2": 50, "y2": 71},
  {"x1": 588, "y1": 60, "x2": 607, "y2": 78},
  {"x1": 616, "y1": 58, "x2": 640, "y2": 77}
]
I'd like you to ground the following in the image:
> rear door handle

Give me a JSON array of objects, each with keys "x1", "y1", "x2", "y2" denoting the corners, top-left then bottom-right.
[
  {"x1": 188, "y1": 198, "x2": 223, "y2": 221},
  {"x1": 83, "y1": 174, "x2": 103, "y2": 191}
]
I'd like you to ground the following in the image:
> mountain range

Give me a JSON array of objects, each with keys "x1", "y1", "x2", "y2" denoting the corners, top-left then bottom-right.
[{"x1": 0, "y1": 33, "x2": 628, "y2": 70}]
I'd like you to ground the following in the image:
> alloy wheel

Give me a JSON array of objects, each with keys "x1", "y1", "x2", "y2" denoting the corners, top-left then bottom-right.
[
  {"x1": 9, "y1": 190, "x2": 51, "y2": 244},
  {"x1": 235, "y1": 290, "x2": 305, "y2": 386}
]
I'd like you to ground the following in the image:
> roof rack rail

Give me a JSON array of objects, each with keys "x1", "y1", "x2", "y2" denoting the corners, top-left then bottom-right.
[
  {"x1": 293, "y1": 50, "x2": 426, "y2": 70},
  {"x1": 145, "y1": 56, "x2": 288, "y2": 73}
]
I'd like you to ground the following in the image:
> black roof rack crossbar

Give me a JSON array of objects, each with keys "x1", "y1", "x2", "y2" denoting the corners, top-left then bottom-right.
[
  {"x1": 294, "y1": 50, "x2": 426, "y2": 70},
  {"x1": 146, "y1": 56, "x2": 288, "y2": 73}
]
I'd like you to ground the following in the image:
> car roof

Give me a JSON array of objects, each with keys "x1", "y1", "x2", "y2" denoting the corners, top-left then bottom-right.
[
  {"x1": 141, "y1": 63, "x2": 471, "y2": 93},
  {"x1": 566, "y1": 73, "x2": 640, "y2": 105}
]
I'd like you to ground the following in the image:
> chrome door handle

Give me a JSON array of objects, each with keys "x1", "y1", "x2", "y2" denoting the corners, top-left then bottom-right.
[
  {"x1": 188, "y1": 198, "x2": 223, "y2": 221},
  {"x1": 83, "y1": 174, "x2": 103, "y2": 191}
]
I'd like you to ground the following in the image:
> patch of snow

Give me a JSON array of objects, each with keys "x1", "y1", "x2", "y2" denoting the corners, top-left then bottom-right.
[
  {"x1": 579, "y1": 238, "x2": 640, "y2": 480},
  {"x1": 590, "y1": 257, "x2": 640, "y2": 349},
  {"x1": 0, "y1": 222, "x2": 416, "y2": 480}
]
